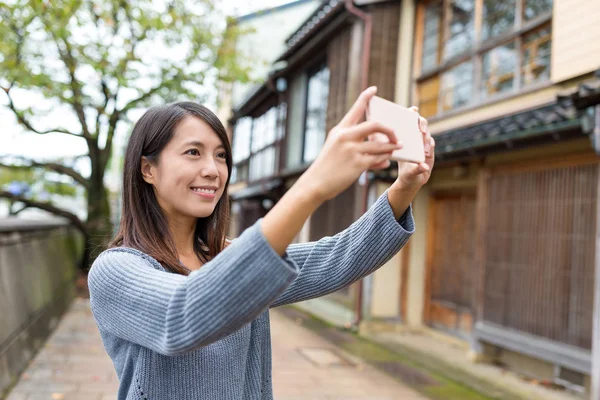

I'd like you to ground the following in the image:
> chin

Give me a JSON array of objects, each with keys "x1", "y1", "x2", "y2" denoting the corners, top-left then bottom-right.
[
  {"x1": 189, "y1": 205, "x2": 218, "y2": 219},
  {"x1": 192, "y1": 209, "x2": 216, "y2": 219}
]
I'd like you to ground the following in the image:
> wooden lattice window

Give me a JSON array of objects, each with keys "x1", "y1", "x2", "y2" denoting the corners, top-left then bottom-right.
[{"x1": 482, "y1": 163, "x2": 597, "y2": 349}]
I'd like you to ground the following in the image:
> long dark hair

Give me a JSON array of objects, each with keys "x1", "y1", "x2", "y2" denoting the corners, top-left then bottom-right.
[{"x1": 110, "y1": 102, "x2": 232, "y2": 275}]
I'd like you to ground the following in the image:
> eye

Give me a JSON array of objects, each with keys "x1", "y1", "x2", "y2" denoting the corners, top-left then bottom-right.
[
  {"x1": 216, "y1": 152, "x2": 227, "y2": 160},
  {"x1": 185, "y1": 149, "x2": 200, "y2": 156}
]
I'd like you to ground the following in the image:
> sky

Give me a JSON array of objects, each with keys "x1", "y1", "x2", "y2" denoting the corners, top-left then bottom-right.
[{"x1": 0, "y1": 0, "x2": 293, "y2": 165}]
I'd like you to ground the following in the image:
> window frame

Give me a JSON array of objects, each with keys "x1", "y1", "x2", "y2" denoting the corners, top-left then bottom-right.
[{"x1": 415, "y1": 0, "x2": 553, "y2": 119}]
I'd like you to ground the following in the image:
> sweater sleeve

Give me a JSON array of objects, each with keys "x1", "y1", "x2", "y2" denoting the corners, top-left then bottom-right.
[
  {"x1": 271, "y1": 190, "x2": 415, "y2": 308},
  {"x1": 88, "y1": 221, "x2": 298, "y2": 356}
]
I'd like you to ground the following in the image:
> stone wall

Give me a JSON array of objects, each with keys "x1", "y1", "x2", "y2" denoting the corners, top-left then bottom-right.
[{"x1": 0, "y1": 219, "x2": 84, "y2": 397}]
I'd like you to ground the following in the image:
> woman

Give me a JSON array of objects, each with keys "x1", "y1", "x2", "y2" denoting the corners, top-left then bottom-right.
[{"x1": 88, "y1": 86, "x2": 435, "y2": 399}]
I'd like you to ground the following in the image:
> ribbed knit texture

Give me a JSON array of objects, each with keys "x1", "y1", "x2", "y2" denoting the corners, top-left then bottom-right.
[{"x1": 88, "y1": 191, "x2": 415, "y2": 399}]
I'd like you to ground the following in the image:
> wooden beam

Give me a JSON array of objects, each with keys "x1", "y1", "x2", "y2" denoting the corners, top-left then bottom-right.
[
  {"x1": 400, "y1": 231, "x2": 412, "y2": 321},
  {"x1": 592, "y1": 162, "x2": 600, "y2": 400},
  {"x1": 411, "y1": 1, "x2": 426, "y2": 107},
  {"x1": 474, "y1": 321, "x2": 591, "y2": 374},
  {"x1": 473, "y1": 169, "x2": 490, "y2": 325},
  {"x1": 422, "y1": 195, "x2": 437, "y2": 324},
  {"x1": 488, "y1": 151, "x2": 600, "y2": 175}
]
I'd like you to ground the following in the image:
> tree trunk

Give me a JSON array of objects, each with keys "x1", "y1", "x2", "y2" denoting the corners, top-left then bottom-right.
[{"x1": 83, "y1": 147, "x2": 113, "y2": 270}]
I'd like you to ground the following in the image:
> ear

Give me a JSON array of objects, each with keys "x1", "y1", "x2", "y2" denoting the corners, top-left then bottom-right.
[{"x1": 140, "y1": 156, "x2": 156, "y2": 185}]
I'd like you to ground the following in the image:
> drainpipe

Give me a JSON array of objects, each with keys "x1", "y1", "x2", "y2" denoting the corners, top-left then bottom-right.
[{"x1": 344, "y1": 0, "x2": 372, "y2": 329}]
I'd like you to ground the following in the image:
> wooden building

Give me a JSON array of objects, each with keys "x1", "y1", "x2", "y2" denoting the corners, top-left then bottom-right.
[{"x1": 226, "y1": 0, "x2": 600, "y2": 395}]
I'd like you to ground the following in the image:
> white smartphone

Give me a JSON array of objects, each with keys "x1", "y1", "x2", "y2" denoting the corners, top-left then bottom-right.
[{"x1": 366, "y1": 95, "x2": 425, "y2": 164}]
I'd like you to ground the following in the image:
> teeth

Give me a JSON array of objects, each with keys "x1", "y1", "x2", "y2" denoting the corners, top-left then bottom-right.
[{"x1": 192, "y1": 188, "x2": 216, "y2": 194}]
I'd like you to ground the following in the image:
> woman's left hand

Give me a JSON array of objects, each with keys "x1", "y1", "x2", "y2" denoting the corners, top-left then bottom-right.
[
  {"x1": 391, "y1": 107, "x2": 435, "y2": 194},
  {"x1": 368, "y1": 106, "x2": 435, "y2": 218}
]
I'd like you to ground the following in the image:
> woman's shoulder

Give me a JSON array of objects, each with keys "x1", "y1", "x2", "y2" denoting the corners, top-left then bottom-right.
[{"x1": 92, "y1": 246, "x2": 166, "y2": 272}]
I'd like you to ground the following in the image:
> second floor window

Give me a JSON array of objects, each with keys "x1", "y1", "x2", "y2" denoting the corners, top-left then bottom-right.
[
  {"x1": 231, "y1": 117, "x2": 253, "y2": 183},
  {"x1": 417, "y1": 0, "x2": 553, "y2": 118},
  {"x1": 249, "y1": 107, "x2": 278, "y2": 182},
  {"x1": 303, "y1": 63, "x2": 330, "y2": 163}
]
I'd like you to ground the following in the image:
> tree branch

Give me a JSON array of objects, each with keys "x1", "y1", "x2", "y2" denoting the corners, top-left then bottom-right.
[
  {"x1": 102, "y1": 109, "x2": 120, "y2": 164},
  {"x1": 52, "y1": 34, "x2": 93, "y2": 140},
  {"x1": 0, "y1": 190, "x2": 86, "y2": 233},
  {"x1": 11, "y1": 204, "x2": 29, "y2": 216},
  {"x1": 121, "y1": 83, "x2": 163, "y2": 114},
  {"x1": 0, "y1": 157, "x2": 88, "y2": 188},
  {"x1": 2, "y1": 87, "x2": 84, "y2": 138}
]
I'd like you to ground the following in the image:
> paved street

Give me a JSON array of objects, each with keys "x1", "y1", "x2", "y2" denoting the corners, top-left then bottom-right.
[{"x1": 6, "y1": 298, "x2": 428, "y2": 400}]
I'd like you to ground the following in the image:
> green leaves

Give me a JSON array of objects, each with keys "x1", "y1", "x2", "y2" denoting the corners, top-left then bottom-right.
[
  {"x1": 2, "y1": 0, "x2": 250, "y2": 141},
  {"x1": 1, "y1": 0, "x2": 251, "y2": 228}
]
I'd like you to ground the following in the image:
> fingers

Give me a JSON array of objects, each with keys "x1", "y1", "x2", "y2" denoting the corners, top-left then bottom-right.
[
  {"x1": 417, "y1": 162, "x2": 431, "y2": 173},
  {"x1": 370, "y1": 159, "x2": 392, "y2": 170},
  {"x1": 338, "y1": 86, "x2": 377, "y2": 128},
  {"x1": 426, "y1": 137, "x2": 435, "y2": 159},
  {"x1": 363, "y1": 153, "x2": 391, "y2": 170},
  {"x1": 357, "y1": 141, "x2": 402, "y2": 155},
  {"x1": 408, "y1": 106, "x2": 433, "y2": 157},
  {"x1": 344, "y1": 120, "x2": 397, "y2": 144},
  {"x1": 420, "y1": 116, "x2": 432, "y2": 156}
]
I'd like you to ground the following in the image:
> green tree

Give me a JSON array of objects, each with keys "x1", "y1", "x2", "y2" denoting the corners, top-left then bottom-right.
[{"x1": 0, "y1": 0, "x2": 250, "y2": 268}]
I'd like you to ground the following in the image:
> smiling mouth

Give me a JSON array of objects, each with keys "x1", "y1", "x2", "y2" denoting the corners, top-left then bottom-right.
[{"x1": 190, "y1": 187, "x2": 217, "y2": 195}]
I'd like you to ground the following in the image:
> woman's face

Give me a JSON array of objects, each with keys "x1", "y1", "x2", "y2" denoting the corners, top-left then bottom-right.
[{"x1": 142, "y1": 116, "x2": 229, "y2": 222}]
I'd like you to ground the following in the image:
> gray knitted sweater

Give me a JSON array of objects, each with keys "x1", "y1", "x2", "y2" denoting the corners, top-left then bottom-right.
[{"x1": 88, "y1": 192, "x2": 414, "y2": 399}]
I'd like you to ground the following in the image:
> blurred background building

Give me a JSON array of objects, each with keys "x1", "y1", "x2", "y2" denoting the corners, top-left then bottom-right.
[{"x1": 224, "y1": 0, "x2": 600, "y2": 396}]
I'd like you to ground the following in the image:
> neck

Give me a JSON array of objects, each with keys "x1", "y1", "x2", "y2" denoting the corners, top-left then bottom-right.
[{"x1": 167, "y1": 214, "x2": 197, "y2": 258}]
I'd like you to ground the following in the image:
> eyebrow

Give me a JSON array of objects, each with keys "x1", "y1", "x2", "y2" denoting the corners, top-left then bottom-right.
[{"x1": 182, "y1": 140, "x2": 225, "y2": 150}]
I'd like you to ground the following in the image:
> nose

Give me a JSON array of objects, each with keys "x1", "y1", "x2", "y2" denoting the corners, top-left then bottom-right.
[{"x1": 201, "y1": 157, "x2": 219, "y2": 179}]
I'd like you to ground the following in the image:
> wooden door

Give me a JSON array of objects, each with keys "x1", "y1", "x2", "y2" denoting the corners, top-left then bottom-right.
[{"x1": 425, "y1": 193, "x2": 477, "y2": 338}]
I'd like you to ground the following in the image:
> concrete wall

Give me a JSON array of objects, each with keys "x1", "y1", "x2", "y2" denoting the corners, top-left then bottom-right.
[
  {"x1": 394, "y1": 0, "x2": 416, "y2": 108},
  {"x1": 368, "y1": 182, "x2": 402, "y2": 319},
  {"x1": 405, "y1": 185, "x2": 430, "y2": 327},
  {"x1": 0, "y1": 219, "x2": 84, "y2": 397}
]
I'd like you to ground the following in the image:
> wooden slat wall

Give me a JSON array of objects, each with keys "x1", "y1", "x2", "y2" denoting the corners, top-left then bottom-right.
[
  {"x1": 368, "y1": 2, "x2": 401, "y2": 101},
  {"x1": 326, "y1": 26, "x2": 352, "y2": 133},
  {"x1": 482, "y1": 164, "x2": 598, "y2": 349},
  {"x1": 309, "y1": 183, "x2": 357, "y2": 241},
  {"x1": 308, "y1": 2, "x2": 400, "y2": 243},
  {"x1": 308, "y1": 26, "x2": 356, "y2": 245},
  {"x1": 430, "y1": 195, "x2": 477, "y2": 309}
]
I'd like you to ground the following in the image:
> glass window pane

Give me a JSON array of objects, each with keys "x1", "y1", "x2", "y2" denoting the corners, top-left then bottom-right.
[
  {"x1": 303, "y1": 65, "x2": 330, "y2": 163},
  {"x1": 482, "y1": 0, "x2": 515, "y2": 41},
  {"x1": 266, "y1": 147, "x2": 275, "y2": 177},
  {"x1": 441, "y1": 61, "x2": 474, "y2": 111},
  {"x1": 521, "y1": 26, "x2": 552, "y2": 87},
  {"x1": 444, "y1": 0, "x2": 475, "y2": 61},
  {"x1": 251, "y1": 114, "x2": 264, "y2": 152},
  {"x1": 524, "y1": 0, "x2": 553, "y2": 21},
  {"x1": 277, "y1": 102, "x2": 287, "y2": 140},
  {"x1": 265, "y1": 107, "x2": 277, "y2": 146},
  {"x1": 231, "y1": 166, "x2": 238, "y2": 183},
  {"x1": 481, "y1": 42, "x2": 517, "y2": 98},
  {"x1": 422, "y1": 1, "x2": 443, "y2": 72},
  {"x1": 233, "y1": 117, "x2": 252, "y2": 163}
]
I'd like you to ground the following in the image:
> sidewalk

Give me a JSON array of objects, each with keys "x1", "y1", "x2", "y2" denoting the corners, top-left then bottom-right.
[
  {"x1": 369, "y1": 330, "x2": 584, "y2": 400},
  {"x1": 5, "y1": 298, "x2": 429, "y2": 400}
]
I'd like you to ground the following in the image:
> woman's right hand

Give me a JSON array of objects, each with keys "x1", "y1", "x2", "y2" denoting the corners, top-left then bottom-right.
[
  {"x1": 261, "y1": 86, "x2": 400, "y2": 255},
  {"x1": 297, "y1": 86, "x2": 401, "y2": 203}
]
